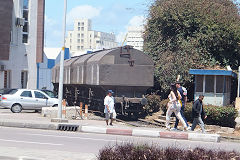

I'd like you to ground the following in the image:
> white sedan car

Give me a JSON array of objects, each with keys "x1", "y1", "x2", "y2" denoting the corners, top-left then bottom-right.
[{"x1": 0, "y1": 89, "x2": 58, "y2": 113}]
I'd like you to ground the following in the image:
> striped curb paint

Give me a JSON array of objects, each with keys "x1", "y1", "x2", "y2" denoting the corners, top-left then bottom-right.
[
  {"x1": 159, "y1": 131, "x2": 188, "y2": 140},
  {"x1": 81, "y1": 126, "x2": 106, "y2": 134},
  {"x1": 0, "y1": 120, "x2": 220, "y2": 142},
  {"x1": 188, "y1": 132, "x2": 220, "y2": 142},
  {"x1": 132, "y1": 129, "x2": 160, "y2": 137},
  {"x1": 106, "y1": 128, "x2": 132, "y2": 136}
]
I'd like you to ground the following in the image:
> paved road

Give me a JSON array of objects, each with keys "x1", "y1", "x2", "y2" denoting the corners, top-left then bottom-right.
[{"x1": 0, "y1": 127, "x2": 239, "y2": 160}]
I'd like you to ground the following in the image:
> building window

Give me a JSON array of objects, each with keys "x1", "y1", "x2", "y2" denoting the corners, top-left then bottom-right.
[
  {"x1": 22, "y1": 0, "x2": 29, "y2": 43},
  {"x1": 81, "y1": 22, "x2": 84, "y2": 26},
  {"x1": 22, "y1": 34, "x2": 28, "y2": 43},
  {"x1": 81, "y1": 39, "x2": 84, "y2": 43},
  {"x1": 81, "y1": 33, "x2": 84, "y2": 38},
  {"x1": 77, "y1": 46, "x2": 80, "y2": 50},
  {"x1": 21, "y1": 71, "x2": 28, "y2": 88},
  {"x1": 81, "y1": 46, "x2": 84, "y2": 50},
  {"x1": 195, "y1": 75, "x2": 203, "y2": 92},
  {"x1": 205, "y1": 75, "x2": 214, "y2": 93},
  {"x1": 70, "y1": 39, "x2": 72, "y2": 43},
  {"x1": 78, "y1": 39, "x2": 80, "y2": 43},
  {"x1": 4, "y1": 71, "x2": 11, "y2": 88},
  {"x1": 70, "y1": 33, "x2": 72, "y2": 37},
  {"x1": 78, "y1": 33, "x2": 80, "y2": 38},
  {"x1": 78, "y1": 22, "x2": 80, "y2": 26},
  {"x1": 81, "y1": 27, "x2": 84, "y2": 31},
  {"x1": 216, "y1": 76, "x2": 224, "y2": 93},
  {"x1": 78, "y1": 27, "x2": 80, "y2": 31}
]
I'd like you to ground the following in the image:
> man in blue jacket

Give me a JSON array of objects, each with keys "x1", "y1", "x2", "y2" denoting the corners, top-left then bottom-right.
[{"x1": 191, "y1": 95, "x2": 207, "y2": 133}]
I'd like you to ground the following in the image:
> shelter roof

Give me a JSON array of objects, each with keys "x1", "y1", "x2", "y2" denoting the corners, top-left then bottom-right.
[{"x1": 189, "y1": 69, "x2": 237, "y2": 78}]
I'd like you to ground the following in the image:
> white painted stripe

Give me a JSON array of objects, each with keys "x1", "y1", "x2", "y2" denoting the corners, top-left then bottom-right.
[
  {"x1": 132, "y1": 129, "x2": 160, "y2": 137},
  {"x1": 23, "y1": 133, "x2": 126, "y2": 142},
  {"x1": 0, "y1": 138, "x2": 63, "y2": 146},
  {"x1": 81, "y1": 126, "x2": 107, "y2": 134},
  {"x1": 188, "y1": 133, "x2": 220, "y2": 142}
]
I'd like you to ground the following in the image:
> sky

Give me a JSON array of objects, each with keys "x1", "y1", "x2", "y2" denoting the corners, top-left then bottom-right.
[{"x1": 44, "y1": 0, "x2": 154, "y2": 48}]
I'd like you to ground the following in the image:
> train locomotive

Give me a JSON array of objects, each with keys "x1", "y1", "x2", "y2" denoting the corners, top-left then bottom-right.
[{"x1": 52, "y1": 46, "x2": 154, "y2": 116}]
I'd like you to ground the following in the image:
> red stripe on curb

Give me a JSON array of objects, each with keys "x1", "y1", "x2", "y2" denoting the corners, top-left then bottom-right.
[
  {"x1": 106, "y1": 128, "x2": 132, "y2": 136},
  {"x1": 159, "y1": 131, "x2": 188, "y2": 140}
]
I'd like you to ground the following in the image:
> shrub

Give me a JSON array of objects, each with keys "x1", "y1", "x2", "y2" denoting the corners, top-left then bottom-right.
[
  {"x1": 98, "y1": 143, "x2": 240, "y2": 160},
  {"x1": 159, "y1": 99, "x2": 169, "y2": 114},
  {"x1": 144, "y1": 94, "x2": 161, "y2": 114},
  {"x1": 160, "y1": 99, "x2": 238, "y2": 128}
]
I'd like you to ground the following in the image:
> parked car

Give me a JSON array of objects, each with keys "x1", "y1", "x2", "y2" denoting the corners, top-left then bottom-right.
[{"x1": 0, "y1": 89, "x2": 58, "y2": 113}]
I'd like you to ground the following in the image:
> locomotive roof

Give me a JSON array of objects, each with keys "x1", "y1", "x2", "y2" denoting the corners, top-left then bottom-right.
[
  {"x1": 87, "y1": 48, "x2": 115, "y2": 64},
  {"x1": 55, "y1": 46, "x2": 154, "y2": 68}
]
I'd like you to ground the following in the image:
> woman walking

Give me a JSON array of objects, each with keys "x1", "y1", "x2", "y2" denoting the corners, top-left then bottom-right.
[{"x1": 166, "y1": 84, "x2": 189, "y2": 131}]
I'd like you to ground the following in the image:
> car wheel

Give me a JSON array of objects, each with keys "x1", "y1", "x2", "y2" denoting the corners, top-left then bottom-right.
[
  {"x1": 52, "y1": 104, "x2": 58, "y2": 107},
  {"x1": 11, "y1": 104, "x2": 22, "y2": 113}
]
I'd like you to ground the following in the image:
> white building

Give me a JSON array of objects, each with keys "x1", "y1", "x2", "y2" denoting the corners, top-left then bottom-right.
[
  {"x1": 0, "y1": 0, "x2": 45, "y2": 89},
  {"x1": 126, "y1": 26, "x2": 144, "y2": 51},
  {"x1": 65, "y1": 19, "x2": 118, "y2": 56}
]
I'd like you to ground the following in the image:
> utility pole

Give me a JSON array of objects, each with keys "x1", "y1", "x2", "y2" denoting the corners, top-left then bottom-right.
[{"x1": 57, "y1": 0, "x2": 67, "y2": 119}]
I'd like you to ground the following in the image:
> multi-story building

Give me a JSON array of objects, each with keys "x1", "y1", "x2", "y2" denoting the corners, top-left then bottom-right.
[
  {"x1": 0, "y1": 0, "x2": 45, "y2": 89},
  {"x1": 126, "y1": 26, "x2": 144, "y2": 51},
  {"x1": 65, "y1": 19, "x2": 118, "y2": 55}
]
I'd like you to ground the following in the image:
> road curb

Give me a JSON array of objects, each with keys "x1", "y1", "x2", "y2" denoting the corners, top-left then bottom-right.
[
  {"x1": 0, "y1": 120, "x2": 220, "y2": 142},
  {"x1": 79, "y1": 126, "x2": 220, "y2": 142},
  {"x1": 132, "y1": 129, "x2": 160, "y2": 137},
  {"x1": 159, "y1": 131, "x2": 188, "y2": 140},
  {"x1": 0, "y1": 121, "x2": 58, "y2": 130},
  {"x1": 188, "y1": 132, "x2": 220, "y2": 142}
]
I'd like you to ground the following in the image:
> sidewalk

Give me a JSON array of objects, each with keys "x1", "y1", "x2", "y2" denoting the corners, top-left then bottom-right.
[{"x1": 0, "y1": 108, "x2": 220, "y2": 143}]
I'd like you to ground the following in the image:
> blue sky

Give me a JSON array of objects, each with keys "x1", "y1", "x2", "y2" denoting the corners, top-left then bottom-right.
[{"x1": 44, "y1": 0, "x2": 154, "y2": 48}]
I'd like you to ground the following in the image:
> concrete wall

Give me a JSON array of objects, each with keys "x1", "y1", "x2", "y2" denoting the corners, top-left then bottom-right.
[
  {"x1": 0, "y1": 0, "x2": 45, "y2": 89},
  {"x1": 0, "y1": 0, "x2": 13, "y2": 60}
]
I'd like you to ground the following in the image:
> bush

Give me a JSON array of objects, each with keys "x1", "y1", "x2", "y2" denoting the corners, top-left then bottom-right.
[
  {"x1": 160, "y1": 99, "x2": 238, "y2": 128},
  {"x1": 144, "y1": 94, "x2": 161, "y2": 114},
  {"x1": 159, "y1": 99, "x2": 169, "y2": 114},
  {"x1": 98, "y1": 143, "x2": 240, "y2": 160}
]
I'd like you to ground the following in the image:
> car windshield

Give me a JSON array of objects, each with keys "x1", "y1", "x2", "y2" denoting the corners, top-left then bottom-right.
[{"x1": 42, "y1": 90, "x2": 56, "y2": 98}]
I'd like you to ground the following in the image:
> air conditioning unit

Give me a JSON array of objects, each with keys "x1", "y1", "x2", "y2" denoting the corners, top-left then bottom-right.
[
  {"x1": 16, "y1": 17, "x2": 25, "y2": 27},
  {"x1": 0, "y1": 65, "x2": 5, "y2": 71}
]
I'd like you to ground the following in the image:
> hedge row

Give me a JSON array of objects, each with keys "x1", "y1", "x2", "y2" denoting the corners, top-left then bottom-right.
[
  {"x1": 159, "y1": 100, "x2": 238, "y2": 128},
  {"x1": 98, "y1": 143, "x2": 240, "y2": 160},
  {"x1": 144, "y1": 94, "x2": 161, "y2": 114}
]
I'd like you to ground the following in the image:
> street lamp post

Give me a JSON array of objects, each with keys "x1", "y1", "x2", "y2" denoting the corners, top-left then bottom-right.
[{"x1": 57, "y1": 0, "x2": 67, "y2": 119}]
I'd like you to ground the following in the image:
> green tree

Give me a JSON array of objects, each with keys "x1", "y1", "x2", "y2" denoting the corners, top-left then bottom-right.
[{"x1": 144, "y1": 0, "x2": 240, "y2": 94}]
